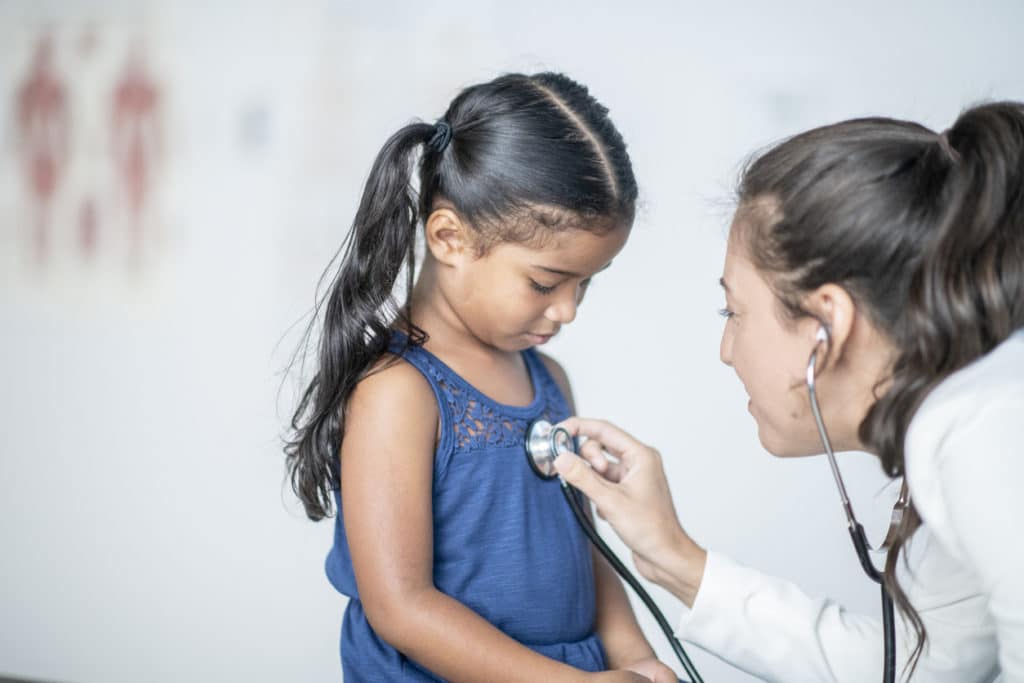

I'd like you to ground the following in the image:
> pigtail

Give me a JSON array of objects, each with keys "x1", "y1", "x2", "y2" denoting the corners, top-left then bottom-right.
[
  {"x1": 286, "y1": 122, "x2": 436, "y2": 521},
  {"x1": 862, "y1": 101, "x2": 1024, "y2": 676}
]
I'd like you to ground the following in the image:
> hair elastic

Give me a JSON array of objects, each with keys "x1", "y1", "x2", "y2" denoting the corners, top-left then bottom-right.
[
  {"x1": 428, "y1": 121, "x2": 453, "y2": 153},
  {"x1": 937, "y1": 130, "x2": 961, "y2": 164}
]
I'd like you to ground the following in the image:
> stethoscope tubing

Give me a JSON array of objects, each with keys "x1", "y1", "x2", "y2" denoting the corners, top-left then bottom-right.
[
  {"x1": 559, "y1": 479, "x2": 704, "y2": 683},
  {"x1": 527, "y1": 333, "x2": 902, "y2": 683},
  {"x1": 808, "y1": 329, "x2": 896, "y2": 683}
]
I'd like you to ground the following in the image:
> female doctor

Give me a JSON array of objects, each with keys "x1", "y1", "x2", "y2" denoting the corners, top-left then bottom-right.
[{"x1": 555, "y1": 101, "x2": 1024, "y2": 682}]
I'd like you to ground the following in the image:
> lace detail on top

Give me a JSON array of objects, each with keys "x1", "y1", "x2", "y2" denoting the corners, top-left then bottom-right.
[
  {"x1": 443, "y1": 377, "x2": 564, "y2": 453},
  {"x1": 390, "y1": 333, "x2": 570, "y2": 456}
]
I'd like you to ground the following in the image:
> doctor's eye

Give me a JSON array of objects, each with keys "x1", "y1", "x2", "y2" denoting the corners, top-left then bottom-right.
[{"x1": 718, "y1": 307, "x2": 735, "y2": 320}]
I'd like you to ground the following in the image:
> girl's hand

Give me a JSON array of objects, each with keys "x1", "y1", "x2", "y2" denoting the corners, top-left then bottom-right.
[
  {"x1": 554, "y1": 417, "x2": 707, "y2": 607},
  {"x1": 624, "y1": 656, "x2": 677, "y2": 683},
  {"x1": 590, "y1": 671, "x2": 653, "y2": 682}
]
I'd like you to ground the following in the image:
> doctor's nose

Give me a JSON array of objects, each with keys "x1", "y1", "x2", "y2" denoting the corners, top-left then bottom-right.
[{"x1": 720, "y1": 326, "x2": 734, "y2": 367}]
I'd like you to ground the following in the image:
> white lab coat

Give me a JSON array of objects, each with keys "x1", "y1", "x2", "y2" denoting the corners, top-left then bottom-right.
[{"x1": 676, "y1": 330, "x2": 1024, "y2": 682}]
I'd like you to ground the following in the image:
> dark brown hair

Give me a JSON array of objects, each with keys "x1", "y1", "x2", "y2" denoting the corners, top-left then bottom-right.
[
  {"x1": 734, "y1": 101, "x2": 1024, "y2": 674},
  {"x1": 285, "y1": 72, "x2": 637, "y2": 521}
]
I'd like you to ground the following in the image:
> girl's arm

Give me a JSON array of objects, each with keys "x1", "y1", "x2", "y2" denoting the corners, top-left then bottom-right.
[
  {"x1": 539, "y1": 355, "x2": 676, "y2": 683},
  {"x1": 342, "y1": 359, "x2": 644, "y2": 683}
]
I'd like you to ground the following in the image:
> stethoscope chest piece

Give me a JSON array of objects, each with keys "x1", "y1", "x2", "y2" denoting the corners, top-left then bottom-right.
[
  {"x1": 525, "y1": 419, "x2": 576, "y2": 480},
  {"x1": 523, "y1": 419, "x2": 704, "y2": 682}
]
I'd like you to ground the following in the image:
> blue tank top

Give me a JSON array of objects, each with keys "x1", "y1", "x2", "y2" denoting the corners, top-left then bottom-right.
[{"x1": 325, "y1": 332, "x2": 605, "y2": 680}]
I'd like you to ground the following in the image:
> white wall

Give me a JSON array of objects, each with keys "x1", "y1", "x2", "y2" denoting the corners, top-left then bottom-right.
[{"x1": 1, "y1": 1, "x2": 1021, "y2": 681}]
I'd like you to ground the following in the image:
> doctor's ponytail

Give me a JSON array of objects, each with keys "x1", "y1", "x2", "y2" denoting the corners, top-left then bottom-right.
[
  {"x1": 734, "y1": 100, "x2": 1024, "y2": 675},
  {"x1": 865, "y1": 101, "x2": 1024, "y2": 473},
  {"x1": 862, "y1": 101, "x2": 1024, "y2": 672}
]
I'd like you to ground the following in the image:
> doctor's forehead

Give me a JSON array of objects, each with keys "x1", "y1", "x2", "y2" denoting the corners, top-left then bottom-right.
[
  {"x1": 719, "y1": 241, "x2": 759, "y2": 299},
  {"x1": 719, "y1": 273, "x2": 746, "y2": 302},
  {"x1": 720, "y1": 240, "x2": 741, "y2": 292}
]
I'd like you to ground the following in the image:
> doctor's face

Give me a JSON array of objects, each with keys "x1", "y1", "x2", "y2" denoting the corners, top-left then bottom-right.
[{"x1": 718, "y1": 229, "x2": 825, "y2": 458}]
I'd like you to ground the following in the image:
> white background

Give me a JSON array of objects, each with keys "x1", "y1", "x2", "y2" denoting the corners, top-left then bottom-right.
[{"x1": 1, "y1": 1, "x2": 1022, "y2": 681}]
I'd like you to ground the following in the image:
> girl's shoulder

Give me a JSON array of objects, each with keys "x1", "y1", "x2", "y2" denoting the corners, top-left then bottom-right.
[
  {"x1": 346, "y1": 353, "x2": 439, "y2": 441},
  {"x1": 532, "y1": 350, "x2": 576, "y2": 414}
]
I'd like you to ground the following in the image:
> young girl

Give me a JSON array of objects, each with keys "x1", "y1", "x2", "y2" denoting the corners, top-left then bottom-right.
[{"x1": 285, "y1": 72, "x2": 675, "y2": 683}]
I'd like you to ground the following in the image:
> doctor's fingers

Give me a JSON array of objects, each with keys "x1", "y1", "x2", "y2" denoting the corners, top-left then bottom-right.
[
  {"x1": 554, "y1": 451, "x2": 625, "y2": 516},
  {"x1": 578, "y1": 438, "x2": 627, "y2": 483},
  {"x1": 558, "y1": 417, "x2": 649, "y2": 466}
]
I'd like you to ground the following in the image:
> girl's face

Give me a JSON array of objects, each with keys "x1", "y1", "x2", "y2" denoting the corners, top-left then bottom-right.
[
  {"x1": 452, "y1": 225, "x2": 631, "y2": 352},
  {"x1": 718, "y1": 229, "x2": 826, "y2": 458}
]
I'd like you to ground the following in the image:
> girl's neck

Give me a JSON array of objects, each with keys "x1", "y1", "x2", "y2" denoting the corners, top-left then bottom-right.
[{"x1": 405, "y1": 257, "x2": 515, "y2": 365}]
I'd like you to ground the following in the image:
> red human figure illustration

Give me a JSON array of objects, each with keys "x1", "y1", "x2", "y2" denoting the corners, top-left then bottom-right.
[
  {"x1": 16, "y1": 33, "x2": 69, "y2": 265},
  {"x1": 79, "y1": 197, "x2": 98, "y2": 258},
  {"x1": 111, "y1": 46, "x2": 161, "y2": 266}
]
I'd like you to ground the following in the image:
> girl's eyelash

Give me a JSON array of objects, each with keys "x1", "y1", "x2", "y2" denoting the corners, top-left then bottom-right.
[
  {"x1": 530, "y1": 280, "x2": 557, "y2": 294},
  {"x1": 531, "y1": 277, "x2": 593, "y2": 295},
  {"x1": 718, "y1": 307, "x2": 735, "y2": 319}
]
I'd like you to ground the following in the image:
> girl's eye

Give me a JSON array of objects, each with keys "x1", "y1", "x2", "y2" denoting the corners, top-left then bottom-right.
[
  {"x1": 530, "y1": 280, "x2": 557, "y2": 294},
  {"x1": 718, "y1": 307, "x2": 735, "y2": 320}
]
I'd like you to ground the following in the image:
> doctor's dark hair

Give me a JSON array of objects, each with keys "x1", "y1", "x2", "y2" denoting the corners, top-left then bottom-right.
[
  {"x1": 284, "y1": 72, "x2": 637, "y2": 522},
  {"x1": 733, "y1": 101, "x2": 1024, "y2": 674}
]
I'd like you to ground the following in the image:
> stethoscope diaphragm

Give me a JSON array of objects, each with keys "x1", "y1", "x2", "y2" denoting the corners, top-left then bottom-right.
[{"x1": 524, "y1": 419, "x2": 576, "y2": 480}]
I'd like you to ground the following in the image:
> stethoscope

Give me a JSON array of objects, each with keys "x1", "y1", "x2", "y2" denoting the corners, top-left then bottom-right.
[
  {"x1": 524, "y1": 325, "x2": 908, "y2": 683},
  {"x1": 524, "y1": 420, "x2": 705, "y2": 683},
  {"x1": 807, "y1": 325, "x2": 908, "y2": 683}
]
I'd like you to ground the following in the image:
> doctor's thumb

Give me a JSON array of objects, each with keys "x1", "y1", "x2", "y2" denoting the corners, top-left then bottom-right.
[{"x1": 554, "y1": 452, "x2": 609, "y2": 502}]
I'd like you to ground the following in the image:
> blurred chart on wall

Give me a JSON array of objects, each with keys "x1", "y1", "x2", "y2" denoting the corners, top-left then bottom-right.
[{"x1": 2, "y1": 23, "x2": 175, "y2": 307}]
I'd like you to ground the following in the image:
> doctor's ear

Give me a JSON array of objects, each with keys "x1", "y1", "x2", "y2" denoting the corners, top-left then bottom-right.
[
  {"x1": 424, "y1": 207, "x2": 477, "y2": 266},
  {"x1": 801, "y1": 284, "x2": 857, "y2": 370}
]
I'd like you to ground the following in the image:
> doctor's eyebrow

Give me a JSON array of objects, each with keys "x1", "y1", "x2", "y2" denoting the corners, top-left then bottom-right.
[{"x1": 719, "y1": 277, "x2": 730, "y2": 292}]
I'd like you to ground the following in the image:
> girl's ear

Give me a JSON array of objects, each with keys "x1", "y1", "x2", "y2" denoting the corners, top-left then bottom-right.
[
  {"x1": 424, "y1": 208, "x2": 475, "y2": 266},
  {"x1": 802, "y1": 283, "x2": 857, "y2": 370}
]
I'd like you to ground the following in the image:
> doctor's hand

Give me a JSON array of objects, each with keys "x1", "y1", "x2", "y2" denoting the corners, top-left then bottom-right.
[{"x1": 554, "y1": 417, "x2": 708, "y2": 608}]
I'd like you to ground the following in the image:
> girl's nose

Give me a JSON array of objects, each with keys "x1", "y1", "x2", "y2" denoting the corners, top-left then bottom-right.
[{"x1": 546, "y1": 291, "x2": 578, "y2": 324}]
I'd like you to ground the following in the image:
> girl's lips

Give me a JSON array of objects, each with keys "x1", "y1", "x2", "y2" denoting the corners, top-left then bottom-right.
[{"x1": 527, "y1": 332, "x2": 553, "y2": 344}]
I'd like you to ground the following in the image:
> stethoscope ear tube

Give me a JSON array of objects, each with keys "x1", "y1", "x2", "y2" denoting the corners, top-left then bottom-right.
[
  {"x1": 810, "y1": 332, "x2": 896, "y2": 683},
  {"x1": 850, "y1": 523, "x2": 882, "y2": 584}
]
